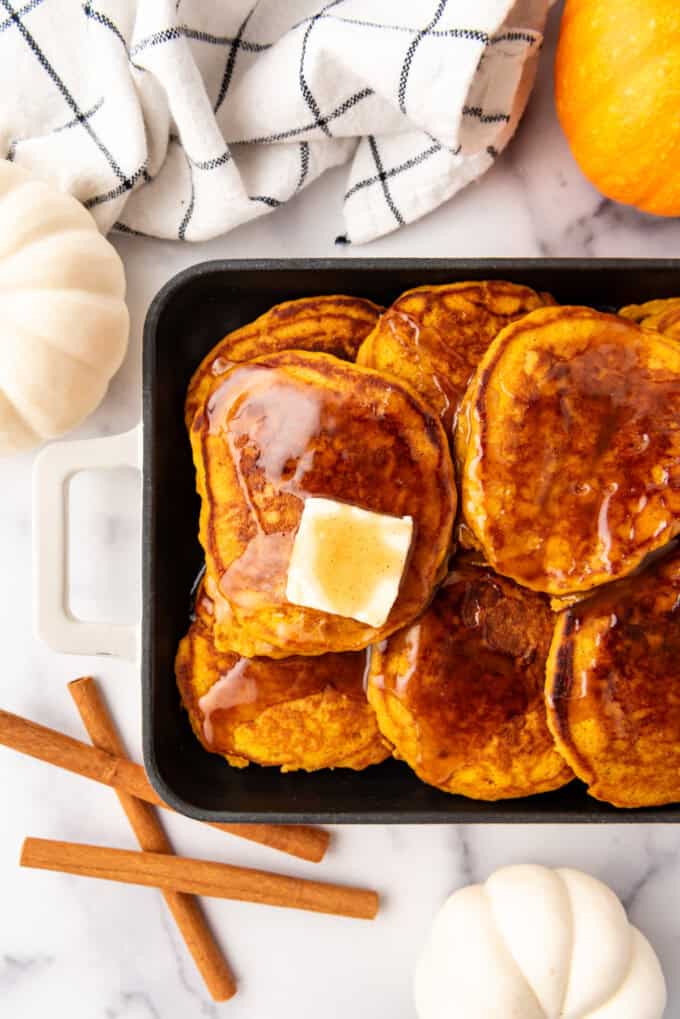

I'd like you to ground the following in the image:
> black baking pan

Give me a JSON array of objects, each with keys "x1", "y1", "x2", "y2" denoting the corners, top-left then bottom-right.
[{"x1": 142, "y1": 258, "x2": 680, "y2": 823}]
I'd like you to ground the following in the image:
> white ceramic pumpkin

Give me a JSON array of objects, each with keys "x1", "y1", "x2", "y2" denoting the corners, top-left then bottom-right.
[
  {"x1": 415, "y1": 865, "x2": 666, "y2": 1019},
  {"x1": 0, "y1": 160, "x2": 128, "y2": 454}
]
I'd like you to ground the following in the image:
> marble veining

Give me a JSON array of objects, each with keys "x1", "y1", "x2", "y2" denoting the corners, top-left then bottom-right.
[
  {"x1": 620, "y1": 830, "x2": 680, "y2": 914},
  {"x1": 0, "y1": 955, "x2": 55, "y2": 994},
  {"x1": 156, "y1": 903, "x2": 220, "y2": 1019},
  {"x1": 105, "y1": 990, "x2": 163, "y2": 1019},
  {"x1": 1, "y1": 3, "x2": 680, "y2": 1016},
  {"x1": 450, "y1": 826, "x2": 477, "y2": 887}
]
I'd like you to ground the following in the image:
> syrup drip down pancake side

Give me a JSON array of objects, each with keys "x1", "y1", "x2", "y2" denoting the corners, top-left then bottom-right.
[
  {"x1": 176, "y1": 584, "x2": 389, "y2": 771},
  {"x1": 190, "y1": 349, "x2": 457, "y2": 658},
  {"x1": 546, "y1": 541, "x2": 680, "y2": 808},
  {"x1": 457, "y1": 306, "x2": 680, "y2": 597}
]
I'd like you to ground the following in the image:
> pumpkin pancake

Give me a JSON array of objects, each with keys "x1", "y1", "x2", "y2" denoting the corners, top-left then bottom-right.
[
  {"x1": 356, "y1": 281, "x2": 554, "y2": 434},
  {"x1": 546, "y1": 541, "x2": 680, "y2": 808},
  {"x1": 190, "y1": 349, "x2": 456, "y2": 658},
  {"x1": 366, "y1": 561, "x2": 573, "y2": 800},
  {"x1": 176, "y1": 584, "x2": 388, "y2": 771},
  {"x1": 185, "y1": 294, "x2": 383, "y2": 427},
  {"x1": 457, "y1": 306, "x2": 680, "y2": 597},
  {"x1": 619, "y1": 298, "x2": 680, "y2": 343}
]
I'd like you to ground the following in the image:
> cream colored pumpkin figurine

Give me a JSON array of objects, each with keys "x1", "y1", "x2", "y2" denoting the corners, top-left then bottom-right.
[
  {"x1": 415, "y1": 865, "x2": 666, "y2": 1019},
  {"x1": 0, "y1": 161, "x2": 128, "y2": 454}
]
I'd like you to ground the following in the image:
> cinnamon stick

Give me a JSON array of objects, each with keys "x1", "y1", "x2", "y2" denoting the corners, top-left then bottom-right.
[
  {"x1": 68, "y1": 677, "x2": 235, "y2": 1002},
  {"x1": 0, "y1": 709, "x2": 328, "y2": 863},
  {"x1": 21, "y1": 838, "x2": 379, "y2": 920}
]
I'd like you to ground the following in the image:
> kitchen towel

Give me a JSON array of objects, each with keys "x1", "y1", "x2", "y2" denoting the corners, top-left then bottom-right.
[{"x1": 0, "y1": 0, "x2": 553, "y2": 244}]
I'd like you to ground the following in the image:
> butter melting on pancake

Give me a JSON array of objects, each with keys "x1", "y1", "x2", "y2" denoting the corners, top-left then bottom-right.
[
  {"x1": 191, "y1": 349, "x2": 456, "y2": 658},
  {"x1": 286, "y1": 497, "x2": 413, "y2": 628}
]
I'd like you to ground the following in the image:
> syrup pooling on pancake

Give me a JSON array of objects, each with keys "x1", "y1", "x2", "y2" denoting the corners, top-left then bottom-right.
[
  {"x1": 185, "y1": 294, "x2": 383, "y2": 427},
  {"x1": 204, "y1": 367, "x2": 420, "y2": 611},
  {"x1": 546, "y1": 541, "x2": 680, "y2": 808},
  {"x1": 178, "y1": 285, "x2": 680, "y2": 802},
  {"x1": 175, "y1": 585, "x2": 388, "y2": 771},
  {"x1": 192, "y1": 349, "x2": 456, "y2": 658},
  {"x1": 457, "y1": 306, "x2": 680, "y2": 596},
  {"x1": 357, "y1": 280, "x2": 554, "y2": 433},
  {"x1": 367, "y1": 562, "x2": 573, "y2": 800}
]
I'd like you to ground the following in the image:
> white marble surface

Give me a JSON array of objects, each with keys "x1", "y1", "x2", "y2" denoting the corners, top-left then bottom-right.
[{"x1": 2, "y1": 6, "x2": 680, "y2": 1017}]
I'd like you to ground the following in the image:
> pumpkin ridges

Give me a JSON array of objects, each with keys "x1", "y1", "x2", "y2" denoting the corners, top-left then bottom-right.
[
  {"x1": 0, "y1": 230, "x2": 126, "y2": 295},
  {"x1": 0, "y1": 323, "x2": 109, "y2": 438},
  {"x1": 0, "y1": 388, "x2": 39, "y2": 453},
  {"x1": 0, "y1": 160, "x2": 129, "y2": 454},
  {"x1": 0, "y1": 185, "x2": 96, "y2": 260},
  {"x1": 1, "y1": 290, "x2": 129, "y2": 374},
  {"x1": 415, "y1": 866, "x2": 666, "y2": 1019}
]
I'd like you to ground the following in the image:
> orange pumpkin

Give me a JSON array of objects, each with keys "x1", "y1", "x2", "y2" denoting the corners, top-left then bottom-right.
[{"x1": 555, "y1": 0, "x2": 680, "y2": 216}]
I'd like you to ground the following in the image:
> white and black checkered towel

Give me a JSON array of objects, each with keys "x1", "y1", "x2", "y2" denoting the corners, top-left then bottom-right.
[{"x1": 0, "y1": 0, "x2": 553, "y2": 244}]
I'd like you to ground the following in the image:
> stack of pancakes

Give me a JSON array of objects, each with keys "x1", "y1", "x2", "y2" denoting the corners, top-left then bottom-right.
[{"x1": 177, "y1": 286, "x2": 680, "y2": 807}]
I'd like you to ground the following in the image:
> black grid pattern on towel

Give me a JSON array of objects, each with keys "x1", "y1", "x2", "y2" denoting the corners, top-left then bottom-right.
[
  {"x1": 214, "y1": 3, "x2": 259, "y2": 113},
  {"x1": 398, "y1": 0, "x2": 449, "y2": 115},
  {"x1": 298, "y1": 0, "x2": 345, "y2": 138},
  {"x1": 0, "y1": 0, "x2": 42, "y2": 32},
  {"x1": 7, "y1": 96, "x2": 104, "y2": 161},
  {"x1": 344, "y1": 140, "x2": 442, "y2": 203},
  {"x1": 1, "y1": 0, "x2": 132, "y2": 185},
  {"x1": 367, "y1": 134, "x2": 404, "y2": 226},
  {"x1": 2, "y1": 0, "x2": 543, "y2": 240}
]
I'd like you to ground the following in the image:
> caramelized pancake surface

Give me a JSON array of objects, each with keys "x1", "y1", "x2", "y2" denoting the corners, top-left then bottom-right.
[
  {"x1": 186, "y1": 295, "x2": 383, "y2": 427},
  {"x1": 366, "y1": 562, "x2": 573, "y2": 800},
  {"x1": 357, "y1": 281, "x2": 553, "y2": 433},
  {"x1": 191, "y1": 349, "x2": 456, "y2": 657},
  {"x1": 619, "y1": 297, "x2": 680, "y2": 343},
  {"x1": 457, "y1": 306, "x2": 680, "y2": 596},
  {"x1": 546, "y1": 542, "x2": 680, "y2": 808},
  {"x1": 175, "y1": 585, "x2": 388, "y2": 771}
]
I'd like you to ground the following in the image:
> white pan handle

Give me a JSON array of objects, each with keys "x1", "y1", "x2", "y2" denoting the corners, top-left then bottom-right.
[{"x1": 32, "y1": 425, "x2": 142, "y2": 659}]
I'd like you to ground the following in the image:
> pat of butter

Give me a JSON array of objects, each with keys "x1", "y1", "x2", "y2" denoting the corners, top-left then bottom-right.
[{"x1": 286, "y1": 497, "x2": 413, "y2": 628}]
